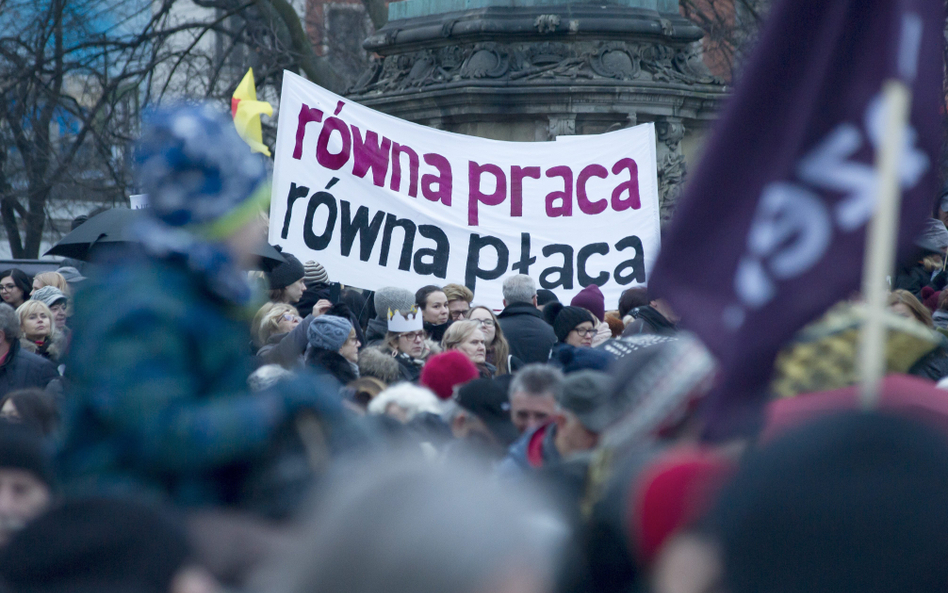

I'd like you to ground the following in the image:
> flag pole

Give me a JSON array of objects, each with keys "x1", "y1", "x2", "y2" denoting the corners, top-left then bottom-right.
[{"x1": 858, "y1": 79, "x2": 912, "y2": 410}]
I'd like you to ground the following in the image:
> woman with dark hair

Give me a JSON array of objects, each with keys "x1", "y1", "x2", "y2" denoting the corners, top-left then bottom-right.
[
  {"x1": 0, "y1": 269, "x2": 31, "y2": 308},
  {"x1": 0, "y1": 388, "x2": 59, "y2": 436},
  {"x1": 467, "y1": 306, "x2": 521, "y2": 375}
]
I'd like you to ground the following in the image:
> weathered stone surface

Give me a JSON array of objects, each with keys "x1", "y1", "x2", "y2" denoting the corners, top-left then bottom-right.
[{"x1": 347, "y1": 3, "x2": 727, "y2": 222}]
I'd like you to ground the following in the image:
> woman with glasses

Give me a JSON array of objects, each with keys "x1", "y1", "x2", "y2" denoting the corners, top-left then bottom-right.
[
  {"x1": 305, "y1": 315, "x2": 361, "y2": 385},
  {"x1": 382, "y1": 307, "x2": 432, "y2": 382},
  {"x1": 0, "y1": 269, "x2": 31, "y2": 309},
  {"x1": 255, "y1": 304, "x2": 302, "y2": 362},
  {"x1": 466, "y1": 306, "x2": 521, "y2": 375},
  {"x1": 546, "y1": 303, "x2": 597, "y2": 348}
]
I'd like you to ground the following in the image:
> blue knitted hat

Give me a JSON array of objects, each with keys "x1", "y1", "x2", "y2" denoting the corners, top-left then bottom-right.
[
  {"x1": 135, "y1": 104, "x2": 268, "y2": 232},
  {"x1": 308, "y1": 315, "x2": 353, "y2": 352}
]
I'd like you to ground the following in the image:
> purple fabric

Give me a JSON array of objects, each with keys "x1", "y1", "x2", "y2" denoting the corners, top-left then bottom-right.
[
  {"x1": 649, "y1": 0, "x2": 944, "y2": 439},
  {"x1": 571, "y1": 284, "x2": 606, "y2": 321}
]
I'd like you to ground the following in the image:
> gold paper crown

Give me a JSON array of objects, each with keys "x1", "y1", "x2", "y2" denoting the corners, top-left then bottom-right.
[{"x1": 387, "y1": 306, "x2": 423, "y2": 333}]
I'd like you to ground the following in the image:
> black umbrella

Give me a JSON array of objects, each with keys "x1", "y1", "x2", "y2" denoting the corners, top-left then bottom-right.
[{"x1": 45, "y1": 208, "x2": 286, "y2": 271}]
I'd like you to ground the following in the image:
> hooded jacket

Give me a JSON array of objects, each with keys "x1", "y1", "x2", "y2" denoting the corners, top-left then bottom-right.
[{"x1": 497, "y1": 303, "x2": 557, "y2": 364}]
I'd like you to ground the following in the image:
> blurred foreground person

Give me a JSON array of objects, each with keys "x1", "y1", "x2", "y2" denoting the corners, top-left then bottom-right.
[
  {"x1": 0, "y1": 497, "x2": 219, "y2": 593},
  {"x1": 59, "y1": 105, "x2": 347, "y2": 513},
  {"x1": 0, "y1": 421, "x2": 53, "y2": 546},
  {"x1": 261, "y1": 454, "x2": 564, "y2": 593},
  {"x1": 713, "y1": 412, "x2": 948, "y2": 593}
]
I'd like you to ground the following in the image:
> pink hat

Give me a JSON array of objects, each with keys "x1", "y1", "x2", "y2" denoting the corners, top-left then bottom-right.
[
  {"x1": 571, "y1": 284, "x2": 605, "y2": 322},
  {"x1": 420, "y1": 351, "x2": 480, "y2": 400}
]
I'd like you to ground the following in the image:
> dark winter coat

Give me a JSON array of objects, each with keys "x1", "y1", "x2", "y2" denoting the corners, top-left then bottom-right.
[
  {"x1": 58, "y1": 250, "x2": 351, "y2": 511},
  {"x1": 621, "y1": 306, "x2": 677, "y2": 337},
  {"x1": 256, "y1": 314, "x2": 314, "y2": 369},
  {"x1": 497, "y1": 303, "x2": 557, "y2": 364},
  {"x1": 0, "y1": 339, "x2": 59, "y2": 398},
  {"x1": 394, "y1": 352, "x2": 425, "y2": 382},
  {"x1": 893, "y1": 263, "x2": 948, "y2": 299},
  {"x1": 364, "y1": 318, "x2": 388, "y2": 346},
  {"x1": 496, "y1": 422, "x2": 561, "y2": 477},
  {"x1": 305, "y1": 347, "x2": 358, "y2": 386},
  {"x1": 424, "y1": 320, "x2": 451, "y2": 344}
]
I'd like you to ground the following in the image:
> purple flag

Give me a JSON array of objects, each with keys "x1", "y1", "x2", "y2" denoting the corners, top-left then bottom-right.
[{"x1": 649, "y1": 0, "x2": 945, "y2": 437}]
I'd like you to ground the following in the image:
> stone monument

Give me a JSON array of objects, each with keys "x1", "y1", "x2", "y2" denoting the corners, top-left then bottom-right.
[{"x1": 347, "y1": 0, "x2": 727, "y2": 223}]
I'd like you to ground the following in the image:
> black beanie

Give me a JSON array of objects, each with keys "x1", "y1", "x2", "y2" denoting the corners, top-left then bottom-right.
[
  {"x1": 713, "y1": 412, "x2": 948, "y2": 593},
  {"x1": 553, "y1": 306, "x2": 595, "y2": 342},
  {"x1": 266, "y1": 246, "x2": 305, "y2": 290},
  {"x1": 0, "y1": 497, "x2": 192, "y2": 593},
  {"x1": 0, "y1": 420, "x2": 54, "y2": 488},
  {"x1": 536, "y1": 289, "x2": 559, "y2": 307}
]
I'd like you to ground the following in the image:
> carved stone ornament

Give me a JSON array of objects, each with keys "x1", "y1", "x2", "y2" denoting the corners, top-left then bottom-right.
[{"x1": 349, "y1": 39, "x2": 724, "y2": 95}]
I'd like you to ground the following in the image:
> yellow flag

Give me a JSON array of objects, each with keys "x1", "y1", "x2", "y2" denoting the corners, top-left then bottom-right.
[{"x1": 231, "y1": 68, "x2": 273, "y2": 157}]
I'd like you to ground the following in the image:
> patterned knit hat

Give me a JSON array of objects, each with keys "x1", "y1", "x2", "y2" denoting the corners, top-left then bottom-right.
[
  {"x1": 373, "y1": 287, "x2": 416, "y2": 321},
  {"x1": 307, "y1": 315, "x2": 353, "y2": 352},
  {"x1": 135, "y1": 103, "x2": 268, "y2": 234},
  {"x1": 30, "y1": 286, "x2": 67, "y2": 308},
  {"x1": 304, "y1": 260, "x2": 329, "y2": 286}
]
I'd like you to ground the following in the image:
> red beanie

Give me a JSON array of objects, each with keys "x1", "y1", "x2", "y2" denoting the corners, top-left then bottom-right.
[
  {"x1": 629, "y1": 447, "x2": 734, "y2": 567},
  {"x1": 420, "y1": 351, "x2": 480, "y2": 400},
  {"x1": 571, "y1": 284, "x2": 605, "y2": 322},
  {"x1": 921, "y1": 286, "x2": 940, "y2": 312}
]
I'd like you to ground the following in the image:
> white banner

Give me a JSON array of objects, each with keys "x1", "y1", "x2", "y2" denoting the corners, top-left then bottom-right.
[{"x1": 270, "y1": 71, "x2": 661, "y2": 308}]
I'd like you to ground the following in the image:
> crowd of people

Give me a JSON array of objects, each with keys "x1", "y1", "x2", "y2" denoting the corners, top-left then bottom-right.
[{"x1": 0, "y1": 104, "x2": 946, "y2": 593}]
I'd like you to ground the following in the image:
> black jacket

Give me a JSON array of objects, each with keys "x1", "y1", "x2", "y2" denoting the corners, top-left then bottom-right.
[
  {"x1": 621, "y1": 306, "x2": 677, "y2": 337},
  {"x1": 306, "y1": 348, "x2": 358, "y2": 385},
  {"x1": 497, "y1": 303, "x2": 557, "y2": 364},
  {"x1": 0, "y1": 340, "x2": 59, "y2": 397}
]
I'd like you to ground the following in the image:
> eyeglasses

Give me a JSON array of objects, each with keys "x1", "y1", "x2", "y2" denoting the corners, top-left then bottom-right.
[
  {"x1": 0, "y1": 284, "x2": 16, "y2": 292},
  {"x1": 571, "y1": 327, "x2": 597, "y2": 338},
  {"x1": 398, "y1": 331, "x2": 426, "y2": 342},
  {"x1": 472, "y1": 318, "x2": 495, "y2": 327},
  {"x1": 280, "y1": 313, "x2": 300, "y2": 323}
]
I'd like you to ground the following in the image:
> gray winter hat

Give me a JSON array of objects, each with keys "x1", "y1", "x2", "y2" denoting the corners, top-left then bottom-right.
[
  {"x1": 915, "y1": 218, "x2": 948, "y2": 255},
  {"x1": 31, "y1": 286, "x2": 67, "y2": 308},
  {"x1": 308, "y1": 315, "x2": 353, "y2": 352},
  {"x1": 557, "y1": 370, "x2": 614, "y2": 433},
  {"x1": 56, "y1": 267, "x2": 86, "y2": 284},
  {"x1": 373, "y1": 287, "x2": 416, "y2": 321}
]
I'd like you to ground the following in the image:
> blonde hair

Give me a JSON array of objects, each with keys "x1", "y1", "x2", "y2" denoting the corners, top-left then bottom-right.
[
  {"x1": 442, "y1": 283, "x2": 473, "y2": 304},
  {"x1": 33, "y1": 272, "x2": 69, "y2": 295},
  {"x1": 16, "y1": 300, "x2": 57, "y2": 340},
  {"x1": 467, "y1": 306, "x2": 512, "y2": 375},
  {"x1": 258, "y1": 303, "x2": 300, "y2": 345},
  {"x1": 441, "y1": 320, "x2": 482, "y2": 351}
]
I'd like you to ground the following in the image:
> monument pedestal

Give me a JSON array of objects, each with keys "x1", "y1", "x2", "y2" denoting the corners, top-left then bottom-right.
[{"x1": 348, "y1": 1, "x2": 727, "y2": 222}]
